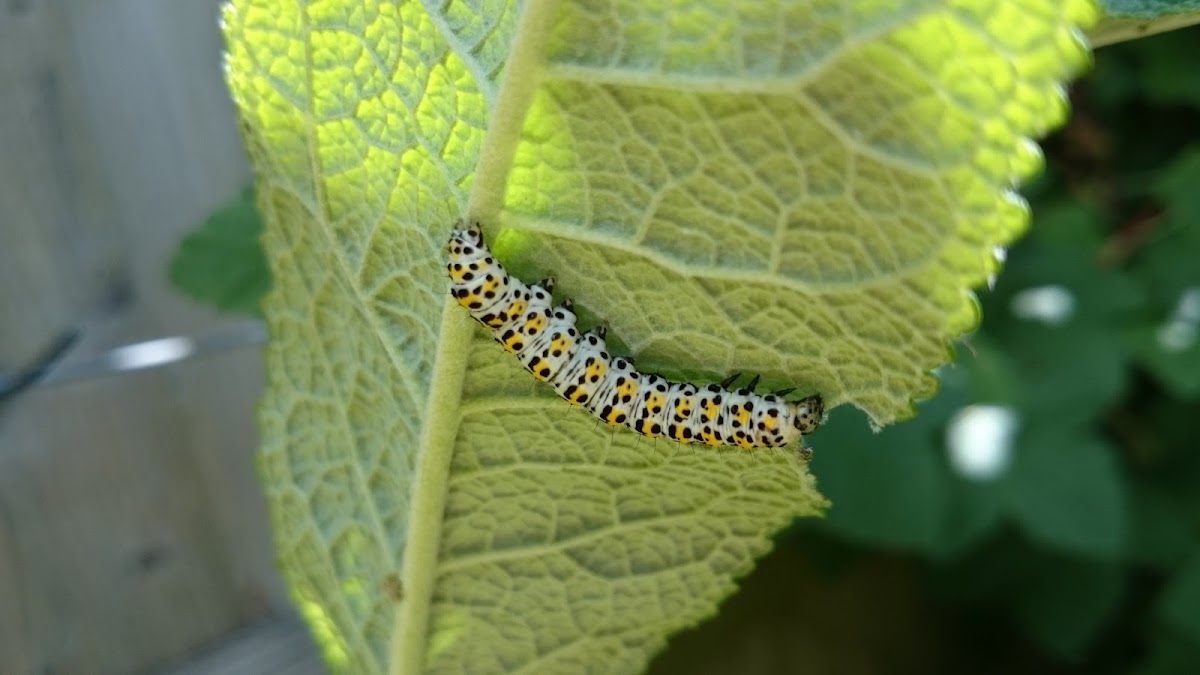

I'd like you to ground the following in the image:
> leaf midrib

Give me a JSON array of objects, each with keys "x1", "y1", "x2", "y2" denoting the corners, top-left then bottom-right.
[{"x1": 389, "y1": 1, "x2": 563, "y2": 674}]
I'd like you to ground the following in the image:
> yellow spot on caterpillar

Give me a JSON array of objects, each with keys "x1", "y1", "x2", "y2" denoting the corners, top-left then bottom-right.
[
  {"x1": 524, "y1": 313, "x2": 547, "y2": 333},
  {"x1": 735, "y1": 406, "x2": 750, "y2": 427},
  {"x1": 552, "y1": 335, "x2": 572, "y2": 352},
  {"x1": 529, "y1": 357, "x2": 550, "y2": 381},
  {"x1": 502, "y1": 333, "x2": 524, "y2": 352},
  {"x1": 586, "y1": 361, "x2": 606, "y2": 380},
  {"x1": 506, "y1": 298, "x2": 528, "y2": 319}
]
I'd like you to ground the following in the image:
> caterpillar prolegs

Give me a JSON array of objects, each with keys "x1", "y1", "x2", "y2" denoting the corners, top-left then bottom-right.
[{"x1": 447, "y1": 221, "x2": 824, "y2": 455}]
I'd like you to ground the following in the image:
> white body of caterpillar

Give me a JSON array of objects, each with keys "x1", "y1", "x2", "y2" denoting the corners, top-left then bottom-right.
[{"x1": 447, "y1": 221, "x2": 824, "y2": 452}]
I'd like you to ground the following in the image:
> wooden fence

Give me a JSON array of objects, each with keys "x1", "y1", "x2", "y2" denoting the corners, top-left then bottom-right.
[{"x1": 0, "y1": 1, "x2": 320, "y2": 672}]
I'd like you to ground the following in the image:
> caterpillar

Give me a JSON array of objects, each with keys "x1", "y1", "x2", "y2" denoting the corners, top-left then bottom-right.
[{"x1": 447, "y1": 221, "x2": 824, "y2": 455}]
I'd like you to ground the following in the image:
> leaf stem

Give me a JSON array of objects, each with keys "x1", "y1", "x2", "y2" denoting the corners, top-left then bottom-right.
[
  {"x1": 391, "y1": 1, "x2": 563, "y2": 673},
  {"x1": 390, "y1": 301, "x2": 473, "y2": 675},
  {"x1": 465, "y1": 0, "x2": 562, "y2": 225}
]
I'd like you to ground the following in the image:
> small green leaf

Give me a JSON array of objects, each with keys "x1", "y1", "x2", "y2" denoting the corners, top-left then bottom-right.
[
  {"x1": 1004, "y1": 429, "x2": 1128, "y2": 559},
  {"x1": 1127, "y1": 147, "x2": 1200, "y2": 396},
  {"x1": 1027, "y1": 197, "x2": 1108, "y2": 249},
  {"x1": 1152, "y1": 146, "x2": 1200, "y2": 221},
  {"x1": 812, "y1": 407, "x2": 949, "y2": 552},
  {"x1": 959, "y1": 336, "x2": 1024, "y2": 405},
  {"x1": 983, "y1": 242, "x2": 1141, "y2": 424},
  {"x1": 814, "y1": 377, "x2": 1009, "y2": 560},
  {"x1": 1128, "y1": 321, "x2": 1200, "y2": 398},
  {"x1": 1008, "y1": 556, "x2": 1124, "y2": 658},
  {"x1": 1128, "y1": 482, "x2": 1195, "y2": 569},
  {"x1": 1138, "y1": 631, "x2": 1200, "y2": 675},
  {"x1": 1012, "y1": 322, "x2": 1129, "y2": 423},
  {"x1": 933, "y1": 470, "x2": 1006, "y2": 560},
  {"x1": 168, "y1": 187, "x2": 270, "y2": 315},
  {"x1": 1138, "y1": 30, "x2": 1200, "y2": 105},
  {"x1": 1158, "y1": 550, "x2": 1200, "y2": 643}
]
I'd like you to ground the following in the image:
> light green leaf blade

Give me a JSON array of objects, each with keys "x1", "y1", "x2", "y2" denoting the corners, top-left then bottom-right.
[
  {"x1": 488, "y1": 0, "x2": 1098, "y2": 424},
  {"x1": 223, "y1": 1, "x2": 1096, "y2": 673}
]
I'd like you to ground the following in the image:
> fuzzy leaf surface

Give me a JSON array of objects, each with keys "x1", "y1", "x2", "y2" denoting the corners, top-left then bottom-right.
[{"x1": 223, "y1": 1, "x2": 1096, "y2": 673}]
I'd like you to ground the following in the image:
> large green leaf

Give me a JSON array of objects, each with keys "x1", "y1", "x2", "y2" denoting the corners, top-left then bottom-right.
[{"x1": 222, "y1": 1, "x2": 1095, "y2": 672}]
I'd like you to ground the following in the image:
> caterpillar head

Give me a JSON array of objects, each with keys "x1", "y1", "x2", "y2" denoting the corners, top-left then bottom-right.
[
  {"x1": 790, "y1": 395, "x2": 824, "y2": 436},
  {"x1": 447, "y1": 220, "x2": 486, "y2": 259}
]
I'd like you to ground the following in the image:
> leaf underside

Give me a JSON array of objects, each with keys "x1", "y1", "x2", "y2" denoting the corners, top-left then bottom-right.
[{"x1": 222, "y1": 0, "x2": 1096, "y2": 673}]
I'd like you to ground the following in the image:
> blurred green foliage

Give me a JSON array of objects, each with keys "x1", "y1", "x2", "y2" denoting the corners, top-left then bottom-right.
[{"x1": 660, "y1": 25, "x2": 1200, "y2": 675}]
